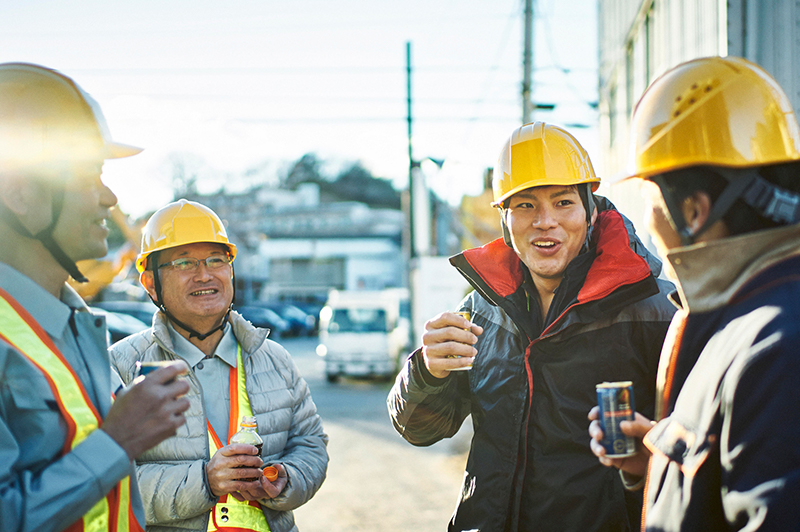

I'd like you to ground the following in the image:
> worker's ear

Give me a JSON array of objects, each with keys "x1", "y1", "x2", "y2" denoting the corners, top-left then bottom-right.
[
  {"x1": 682, "y1": 191, "x2": 713, "y2": 235},
  {"x1": 0, "y1": 173, "x2": 52, "y2": 226},
  {"x1": 140, "y1": 270, "x2": 157, "y2": 300}
]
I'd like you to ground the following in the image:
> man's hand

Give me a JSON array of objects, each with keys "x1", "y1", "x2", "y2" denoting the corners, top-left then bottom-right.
[
  {"x1": 206, "y1": 443, "x2": 264, "y2": 498},
  {"x1": 102, "y1": 360, "x2": 191, "y2": 460},
  {"x1": 421, "y1": 312, "x2": 483, "y2": 379},
  {"x1": 230, "y1": 463, "x2": 289, "y2": 502},
  {"x1": 588, "y1": 405, "x2": 654, "y2": 478}
]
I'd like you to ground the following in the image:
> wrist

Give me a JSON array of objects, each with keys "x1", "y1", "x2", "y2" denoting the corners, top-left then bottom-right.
[
  {"x1": 619, "y1": 469, "x2": 646, "y2": 491},
  {"x1": 412, "y1": 351, "x2": 449, "y2": 386},
  {"x1": 203, "y1": 461, "x2": 221, "y2": 499}
]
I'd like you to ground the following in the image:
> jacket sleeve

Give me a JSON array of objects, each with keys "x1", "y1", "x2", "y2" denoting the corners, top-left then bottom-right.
[
  {"x1": 135, "y1": 459, "x2": 217, "y2": 523},
  {"x1": 109, "y1": 336, "x2": 218, "y2": 525},
  {"x1": 719, "y1": 324, "x2": 800, "y2": 529},
  {"x1": 387, "y1": 348, "x2": 471, "y2": 446},
  {"x1": 261, "y1": 355, "x2": 329, "y2": 512}
]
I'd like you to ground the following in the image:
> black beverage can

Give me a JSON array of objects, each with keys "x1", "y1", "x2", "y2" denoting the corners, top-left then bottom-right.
[{"x1": 596, "y1": 381, "x2": 636, "y2": 457}]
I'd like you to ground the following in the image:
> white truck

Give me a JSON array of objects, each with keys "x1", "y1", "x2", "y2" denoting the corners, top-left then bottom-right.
[{"x1": 316, "y1": 289, "x2": 410, "y2": 383}]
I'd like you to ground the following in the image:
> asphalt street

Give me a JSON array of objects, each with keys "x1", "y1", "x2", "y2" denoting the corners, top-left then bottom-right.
[{"x1": 281, "y1": 336, "x2": 472, "y2": 532}]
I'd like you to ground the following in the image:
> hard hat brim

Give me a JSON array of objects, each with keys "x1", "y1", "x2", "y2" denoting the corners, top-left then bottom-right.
[{"x1": 108, "y1": 141, "x2": 143, "y2": 159}]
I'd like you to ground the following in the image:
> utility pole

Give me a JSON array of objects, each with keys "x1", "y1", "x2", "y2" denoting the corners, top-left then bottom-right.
[
  {"x1": 522, "y1": 0, "x2": 534, "y2": 123},
  {"x1": 406, "y1": 41, "x2": 415, "y2": 260}
]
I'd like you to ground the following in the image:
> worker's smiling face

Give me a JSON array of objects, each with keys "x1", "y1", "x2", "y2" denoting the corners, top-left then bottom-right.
[
  {"x1": 505, "y1": 185, "x2": 590, "y2": 289},
  {"x1": 142, "y1": 242, "x2": 234, "y2": 328}
]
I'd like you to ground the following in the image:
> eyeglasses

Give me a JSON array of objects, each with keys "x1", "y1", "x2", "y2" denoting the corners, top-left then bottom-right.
[{"x1": 158, "y1": 255, "x2": 232, "y2": 271}]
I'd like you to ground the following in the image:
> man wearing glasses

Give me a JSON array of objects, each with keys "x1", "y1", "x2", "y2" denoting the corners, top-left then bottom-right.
[{"x1": 110, "y1": 199, "x2": 329, "y2": 532}]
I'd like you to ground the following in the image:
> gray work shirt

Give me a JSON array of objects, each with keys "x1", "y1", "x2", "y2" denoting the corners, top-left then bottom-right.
[
  {"x1": 0, "y1": 263, "x2": 144, "y2": 532},
  {"x1": 168, "y1": 321, "x2": 239, "y2": 443}
]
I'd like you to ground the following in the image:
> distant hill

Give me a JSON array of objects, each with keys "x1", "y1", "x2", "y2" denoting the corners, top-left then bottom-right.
[{"x1": 283, "y1": 153, "x2": 401, "y2": 210}]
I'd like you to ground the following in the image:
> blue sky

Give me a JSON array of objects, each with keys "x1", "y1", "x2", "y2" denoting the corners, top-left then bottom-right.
[{"x1": 0, "y1": 0, "x2": 598, "y2": 218}]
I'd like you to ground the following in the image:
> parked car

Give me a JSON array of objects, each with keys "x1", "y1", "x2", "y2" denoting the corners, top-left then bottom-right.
[
  {"x1": 292, "y1": 301, "x2": 324, "y2": 334},
  {"x1": 263, "y1": 303, "x2": 316, "y2": 337},
  {"x1": 93, "y1": 300, "x2": 157, "y2": 326},
  {"x1": 90, "y1": 307, "x2": 149, "y2": 344},
  {"x1": 234, "y1": 306, "x2": 290, "y2": 337}
]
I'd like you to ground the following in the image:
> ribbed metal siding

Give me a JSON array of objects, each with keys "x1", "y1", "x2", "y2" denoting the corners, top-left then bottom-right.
[
  {"x1": 601, "y1": 0, "x2": 800, "y2": 177},
  {"x1": 728, "y1": 0, "x2": 800, "y2": 114},
  {"x1": 598, "y1": 0, "x2": 725, "y2": 235}
]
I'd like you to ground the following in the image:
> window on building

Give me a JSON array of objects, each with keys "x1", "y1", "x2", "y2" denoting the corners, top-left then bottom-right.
[{"x1": 270, "y1": 258, "x2": 345, "y2": 289}]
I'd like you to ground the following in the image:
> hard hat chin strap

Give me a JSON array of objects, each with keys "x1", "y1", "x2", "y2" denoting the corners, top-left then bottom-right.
[
  {"x1": 738, "y1": 172, "x2": 800, "y2": 224},
  {"x1": 0, "y1": 187, "x2": 88, "y2": 282},
  {"x1": 164, "y1": 306, "x2": 232, "y2": 341},
  {"x1": 500, "y1": 207, "x2": 513, "y2": 248},
  {"x1": 577, "y1": 183, "x2": 596, "y2": 225}
]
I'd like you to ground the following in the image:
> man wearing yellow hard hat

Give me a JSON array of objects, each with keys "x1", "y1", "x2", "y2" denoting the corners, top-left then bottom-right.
[
  {"x1": 110, "y1": 199, "x2": 329, "y2": 532},
  {"x1": 389, "y1": 121, "x2": 675, "y2": 530},
  {"x1": 589, "y1": 56, "x2": 800, "y2": 530},
  {"x1": 0, "y1": 63, "x2": 191, "y2": 532}
]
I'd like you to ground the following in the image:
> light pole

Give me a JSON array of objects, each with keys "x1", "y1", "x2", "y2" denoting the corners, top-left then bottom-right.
[{"x1": 406, "y1": 41, "x2": 415, "y2": 261}]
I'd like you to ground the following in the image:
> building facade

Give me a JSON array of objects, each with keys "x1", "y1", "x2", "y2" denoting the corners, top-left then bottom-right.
[
  {"x1": 185, "y1": 183, "x2": 405, "y2": 305},
  {"x1": 599, "y1": 0, "x2": 800, "y2": 234}
]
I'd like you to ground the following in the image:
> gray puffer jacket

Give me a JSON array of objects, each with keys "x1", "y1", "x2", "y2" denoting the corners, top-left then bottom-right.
[{"x1": 110, "y1": 310, "x2": 329, "y2": 532}]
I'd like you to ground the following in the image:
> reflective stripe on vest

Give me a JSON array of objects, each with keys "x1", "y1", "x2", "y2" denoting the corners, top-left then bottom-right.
[
  {"x1": 0, "y1": 287, "x2": 143, "y2": 532},
  {"x1": 206, "y1": 344, "x2": 271, "y2": 532}
]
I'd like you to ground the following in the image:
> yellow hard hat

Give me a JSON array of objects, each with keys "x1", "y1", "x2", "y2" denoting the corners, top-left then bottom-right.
[
  {"x1": 0, "y1": 62, "x2": 141, "y2": 171},
  {"x1": 492, "y1": 121, "x2": 600, "y2": 207},
  {"x1": 628, "y1": 56, "x2": 800, "y2": 180},
  {"x1": 136, "y1": 199, "x2": 237, "y2": 272}
]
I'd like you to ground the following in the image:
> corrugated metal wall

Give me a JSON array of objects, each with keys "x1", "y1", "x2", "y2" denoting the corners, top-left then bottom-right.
[
  {"x1": 728, "y1": 0, "x2": 800, "y2": 108},
  {"x1": 597, "y1": 0, "x2": 800, "y2": 248}
]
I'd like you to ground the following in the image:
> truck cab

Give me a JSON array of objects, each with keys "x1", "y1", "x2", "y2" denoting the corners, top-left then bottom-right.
[{"x1": 316, "y1": 289, "x2": 409, "y2": 383}]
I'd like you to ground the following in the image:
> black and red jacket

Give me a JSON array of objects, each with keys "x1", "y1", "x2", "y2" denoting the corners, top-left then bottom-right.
[{"x1": 389, "y1": 200, "x2": 676, "y2": 532}]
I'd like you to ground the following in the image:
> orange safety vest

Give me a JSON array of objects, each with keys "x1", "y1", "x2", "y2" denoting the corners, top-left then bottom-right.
[
  {"x1": 206, "y1": 345, "x2": 271, "y2": 532},
  {"x1": 0, "y1": 287, "x2": 143, "y2": 532}
]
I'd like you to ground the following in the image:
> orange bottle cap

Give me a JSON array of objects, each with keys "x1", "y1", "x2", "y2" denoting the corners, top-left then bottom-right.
[{"x1": 263, "y1": 466, "x2": 278, "y2": 482}]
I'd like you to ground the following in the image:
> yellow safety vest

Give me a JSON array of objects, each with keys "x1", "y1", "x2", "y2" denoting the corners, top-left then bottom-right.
[
  {"x1": 206, "y1": 344, "x2": 271, "y2": 532},
  {"x1": 0, "y1": 288, "x2": 143, "y2": 532}
]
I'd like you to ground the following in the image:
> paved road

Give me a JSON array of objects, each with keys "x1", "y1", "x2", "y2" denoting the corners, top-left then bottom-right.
[{"x1": 280, "y1": 336, "x2": 472, "y2": 532}]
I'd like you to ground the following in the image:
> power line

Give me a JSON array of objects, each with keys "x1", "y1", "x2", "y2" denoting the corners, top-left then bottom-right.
[
  {"x1": 120, "y1": 115, "x2": 523, "y2": 125},
  {"x1": 460, "y1": 0, "x2": 520, "y2": 137},
  {"x1": 70, "y1": 65, "x2": 523, "y2": 76},
  {"x1": 538, "y1": 4, "x2": 598, "y2": 111}
]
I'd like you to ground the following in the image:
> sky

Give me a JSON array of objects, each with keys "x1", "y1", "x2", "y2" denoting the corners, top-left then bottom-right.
[{"x1": 0, "y1": 0, "x2": 599, "y2": 219}]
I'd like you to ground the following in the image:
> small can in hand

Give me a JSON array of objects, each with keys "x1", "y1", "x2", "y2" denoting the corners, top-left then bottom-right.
[
  {"x1": 447, "y1": 311, "x2": 473, "y2": 371},
  {"x1": 134, "y1": 360, "x2": 173, "y2": 379},
  {"x1": 596, "y1": 381, "x2": 636, "y2": 457}
]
